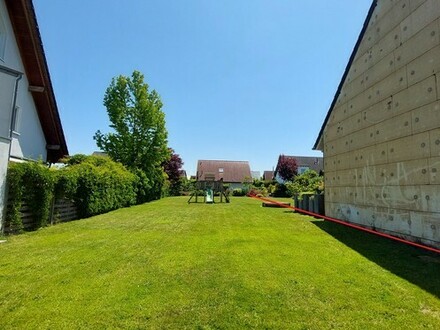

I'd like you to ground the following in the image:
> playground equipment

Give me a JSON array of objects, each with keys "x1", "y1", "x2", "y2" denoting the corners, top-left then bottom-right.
[{"x1": 188, "y1": 180, "x2": 230, "y2": 204}]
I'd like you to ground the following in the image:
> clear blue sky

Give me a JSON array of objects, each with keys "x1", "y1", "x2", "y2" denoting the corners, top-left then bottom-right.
[{"x1": 33, "y1": 0, "x2": 372, "y2": 177}]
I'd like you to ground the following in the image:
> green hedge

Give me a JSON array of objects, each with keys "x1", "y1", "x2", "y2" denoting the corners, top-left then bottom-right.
[
  {"x1": 5, "y1": 155, "x2": 138, "y2": 232},
  {"x1": 57, "y1": 155, "x2": 137, "y2": 218},
  {"x1": 6, "y1": 162, "x2": 54, "y2": 232}
]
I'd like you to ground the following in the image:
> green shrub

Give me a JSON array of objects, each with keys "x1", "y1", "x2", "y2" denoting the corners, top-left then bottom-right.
[
  {"x1": 6, "y1": 162, "x2": 54, "y2": 231},
  {"x1": 232, "y1": 188, "x2": 246, "y2": 196},
  {"x1": 5, "y1": 163, "x2": 25, "y2": 233},
  {"x1": 271, "y1": 183, "x2": 291, "y2": 197},
  {"x1": 6, "y1": 155, "x2": 140, "y2": 232},
  {"x1": 286, "y1": 170, "x2": 324, "y2": 197},
  {"x1": 60, "y1": 155, "x2": 137, "y2": 218}
]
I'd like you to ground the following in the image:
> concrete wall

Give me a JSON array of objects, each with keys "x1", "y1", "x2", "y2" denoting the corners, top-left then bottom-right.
[
  {"x1": 322, "y1": 0, "x2": 440, "y2": 248},
  {"x1": 0, "y1": 0, "x2": 47, "y2": 162}
]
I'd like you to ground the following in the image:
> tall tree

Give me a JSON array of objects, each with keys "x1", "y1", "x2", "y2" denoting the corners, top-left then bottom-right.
[
  {"x1": 277, "y1": 155, "x2": 298, "y2": 182},
  {"x1": 162, "y1": 148, "x2": 184, "y2": 196},
  {"x1": 94, "y1": 71, "x2": 169, "y2": 201}
]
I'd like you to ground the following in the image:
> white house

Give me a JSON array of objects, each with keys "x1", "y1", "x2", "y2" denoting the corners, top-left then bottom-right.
[{"x1": 0, "y1": 0, "x2": 68, "y2": 231}]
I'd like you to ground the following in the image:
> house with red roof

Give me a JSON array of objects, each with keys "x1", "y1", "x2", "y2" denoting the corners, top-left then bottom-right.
[{"x1": 196, "y1": 160, "x2": 252, "y2": 190}]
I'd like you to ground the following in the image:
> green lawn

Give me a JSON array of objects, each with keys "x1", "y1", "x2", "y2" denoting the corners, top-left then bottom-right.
[{"x1": 1, "y1": 197, "x2": 439, "y2": 329}]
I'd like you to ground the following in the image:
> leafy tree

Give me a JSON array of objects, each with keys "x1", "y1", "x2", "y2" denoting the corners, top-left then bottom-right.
[
  {"x1": 162, "y1": 148, "x2": 184, "y2": 196},
  {"x1": 277, "y1": 155, "x2": 298, "y2": 182},
  {"x1": 94, "y1": 71, "x2": 169, "y2": 201},
  {"x1": 286, "y1": 170, "x2": 324, "y2": 196}
]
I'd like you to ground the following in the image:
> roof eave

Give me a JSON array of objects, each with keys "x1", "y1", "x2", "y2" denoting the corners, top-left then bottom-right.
[
  {"x1": 313, "y1": 0, "x2": 378, "y2": 151},
  {"x1": 5, "y1": 0, "x2": 68, "y2": 162}
]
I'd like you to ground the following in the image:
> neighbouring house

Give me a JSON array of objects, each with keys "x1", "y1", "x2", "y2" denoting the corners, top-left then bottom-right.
[
  {"x1": 274, "y1": 155, "x2": 324, "y2": 183},
  {"x1": 263, "y1": 170, "x2": 274, "y2": 182},
  {"x1": 313, "y1": 0, "x2": 440, "y2": 249},
  {"x1": 0, "y1": 0, "x2": 68, "y2": 230},
  {"x1": 196, "y1": 160, "x2": 252, "y2": 190}
]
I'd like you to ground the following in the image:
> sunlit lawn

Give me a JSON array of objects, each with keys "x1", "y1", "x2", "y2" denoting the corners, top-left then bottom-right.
[{"x1": 0, "y1": 196, "x2": 439, "y2": 329}]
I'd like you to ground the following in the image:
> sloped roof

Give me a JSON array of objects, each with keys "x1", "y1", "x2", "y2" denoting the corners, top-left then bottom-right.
[
  {"x1": 5, "y1": 0, "x2": 68, "y2": 162},
  {"x1": 196, "y1": 160, "x2": 252, "y2": 183},
  {"x1": 263, "y1": 171, "x2": 274, "y2": 181},
  {"x1": 313, "y1": 0, "x2": 377, "y2": 150},
  {"x1": 275, "y1": 155, "x2": 323, "y2": 175}
]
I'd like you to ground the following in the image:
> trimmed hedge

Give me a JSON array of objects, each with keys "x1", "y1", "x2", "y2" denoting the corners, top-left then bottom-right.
[
  {"x1": 5, "y1": 155, "x2": 138, "y2": 232},
  {"x1": 59, "y1": 155, "x2": 137, "y2": 218},
  {"x1": 7, "y1": 162, "x2": 54, "y2": 232}
]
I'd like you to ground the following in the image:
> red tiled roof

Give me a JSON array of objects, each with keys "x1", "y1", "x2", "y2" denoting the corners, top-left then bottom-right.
[{"x1": 196, "y1": 160, "x2": 252, "y2": 183}]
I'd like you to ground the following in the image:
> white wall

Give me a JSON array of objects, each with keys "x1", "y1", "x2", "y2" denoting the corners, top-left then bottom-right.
[
  {"x1": 0, "y1": 0, "x2": 47, "y2": 162},
  {"x1": 0, "y1": 0, "x2": 48, "y2": 229}
]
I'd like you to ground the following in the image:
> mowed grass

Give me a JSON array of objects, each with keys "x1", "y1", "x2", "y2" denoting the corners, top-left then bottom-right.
[{"x1": 1, "y1": 197, "x2": 439, "y2": 329}]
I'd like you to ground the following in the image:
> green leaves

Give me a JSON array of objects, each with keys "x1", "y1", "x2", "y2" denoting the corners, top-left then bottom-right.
[{"x1": 94, "y1": 71, "x2": 169, "y2": 201}]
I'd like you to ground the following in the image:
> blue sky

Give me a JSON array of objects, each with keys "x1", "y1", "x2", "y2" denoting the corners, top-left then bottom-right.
[{"x1": 33, "y1": 0, "x2": 372, "y2": 177}]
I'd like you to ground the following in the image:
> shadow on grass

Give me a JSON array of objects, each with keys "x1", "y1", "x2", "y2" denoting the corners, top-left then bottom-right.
[{"x1": 311, "y1": 219, "x2": 440, "y2": 298}]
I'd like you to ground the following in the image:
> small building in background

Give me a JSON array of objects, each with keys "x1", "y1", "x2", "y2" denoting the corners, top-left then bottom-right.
[
  {"x1": 263, "y1": 170, "x2": 274, "y2": 182},
  {"x1": 196, "y1": 160, "x2": 252, "y2": 190},
  {"x1": 274, "y1": 155, "x2": 323, "y2": 183}
]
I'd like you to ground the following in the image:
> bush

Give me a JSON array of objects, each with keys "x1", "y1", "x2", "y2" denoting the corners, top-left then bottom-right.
[
  {"x1": 5, "y1": 156, "x2": 139, "y2": 233},
  {"x1": 271, "y1": 183, "x2": 291, "y2": 197},
  {"x1": 59, "y1": 155, "x2": 137, "y2": 217},
  {"x1": 232, "y1": 188, "x2": 247, "y2": 196},
  {"x1": 247, "y1": 187, "x2": 269, "y2": 197},
  {"x1": 286, "y1": 170, "x2": 324, "y2": 197},
  {"x1": 6, "y1": 162, "x2": 55, "y2": 231}
]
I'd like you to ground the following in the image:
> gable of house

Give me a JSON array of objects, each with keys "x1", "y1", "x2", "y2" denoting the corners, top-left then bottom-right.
[
  {"x1": 2, "y1": 0, "x2": 68, "y2": 163},
  {"x1": 314, "y1": 0, "x2": 440, "y2": 249},
  {"x1": 263, "y1": 171, "x2": 274, "y2": 182},
  {"x1": 0, "y1": 0, "x2": 67, "y2": 231},
  {"x1": 196, "y1": 160, "x2": 252, "y2": 183},
  {"x1": 274, "y1": 155, "x2": 323, "y2": 182}
]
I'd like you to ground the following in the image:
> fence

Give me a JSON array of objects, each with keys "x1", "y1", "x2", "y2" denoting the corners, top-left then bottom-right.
[{"x1": 4, "y1": 198, "x2": 78, "y2": 233}]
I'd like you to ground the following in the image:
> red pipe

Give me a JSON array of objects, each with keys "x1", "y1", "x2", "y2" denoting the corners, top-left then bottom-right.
[{"x1": 251, "y1": 195, "x2": 440, "y2": 255}]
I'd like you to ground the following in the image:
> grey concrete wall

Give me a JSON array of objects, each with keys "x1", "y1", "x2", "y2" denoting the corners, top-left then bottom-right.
[{"x1": 321, "y1": 0, "x2": 440, "y2": 248}]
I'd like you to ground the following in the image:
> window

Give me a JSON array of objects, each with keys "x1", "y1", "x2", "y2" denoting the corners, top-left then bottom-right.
[
  {"x1": 298, "y1": 166, "x2": 310, "y2": 174},
  {"x1": 219, "y1": 168, "x2": 224, "y2": 173},
  {"x1": 0, "y1": 11, "x2": 6, "y2": 61},
  {"x1": 11, "y1": 106, "x2": 21, "y2": 134}
]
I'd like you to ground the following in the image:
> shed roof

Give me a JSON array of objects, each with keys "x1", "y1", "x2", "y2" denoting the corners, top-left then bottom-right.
[
  {"x1": 313, "y1": 0, "x2": 377, "y2": 151},
  {"x1": 196, "y1": 160, "x2": 252, "y2": 183},
  {"x1": 5, "y1": 0, "x2": 68, "y2": 162}
]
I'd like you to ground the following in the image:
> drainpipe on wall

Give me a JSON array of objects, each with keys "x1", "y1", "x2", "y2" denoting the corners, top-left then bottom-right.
[{"x1": 0, "y1": 64, "x2": 22, "y2": 233}]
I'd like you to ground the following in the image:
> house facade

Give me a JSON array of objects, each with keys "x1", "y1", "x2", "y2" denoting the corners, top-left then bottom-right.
[
  {"x1": 274, "y1": 155, "x2": 323, "y2": 183},
  {"x1": 196, "y1": 160, "x2": 252, "y2": 190},
  {"x1": 0, "y1": 0, "x2": 68, "y2": 230},
  {"x1": 263, "y1": 170, "x2": 274, "y2": 182},
  {"x1": 314, "y1": 0, "x2": 440, "y2": 248}
]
